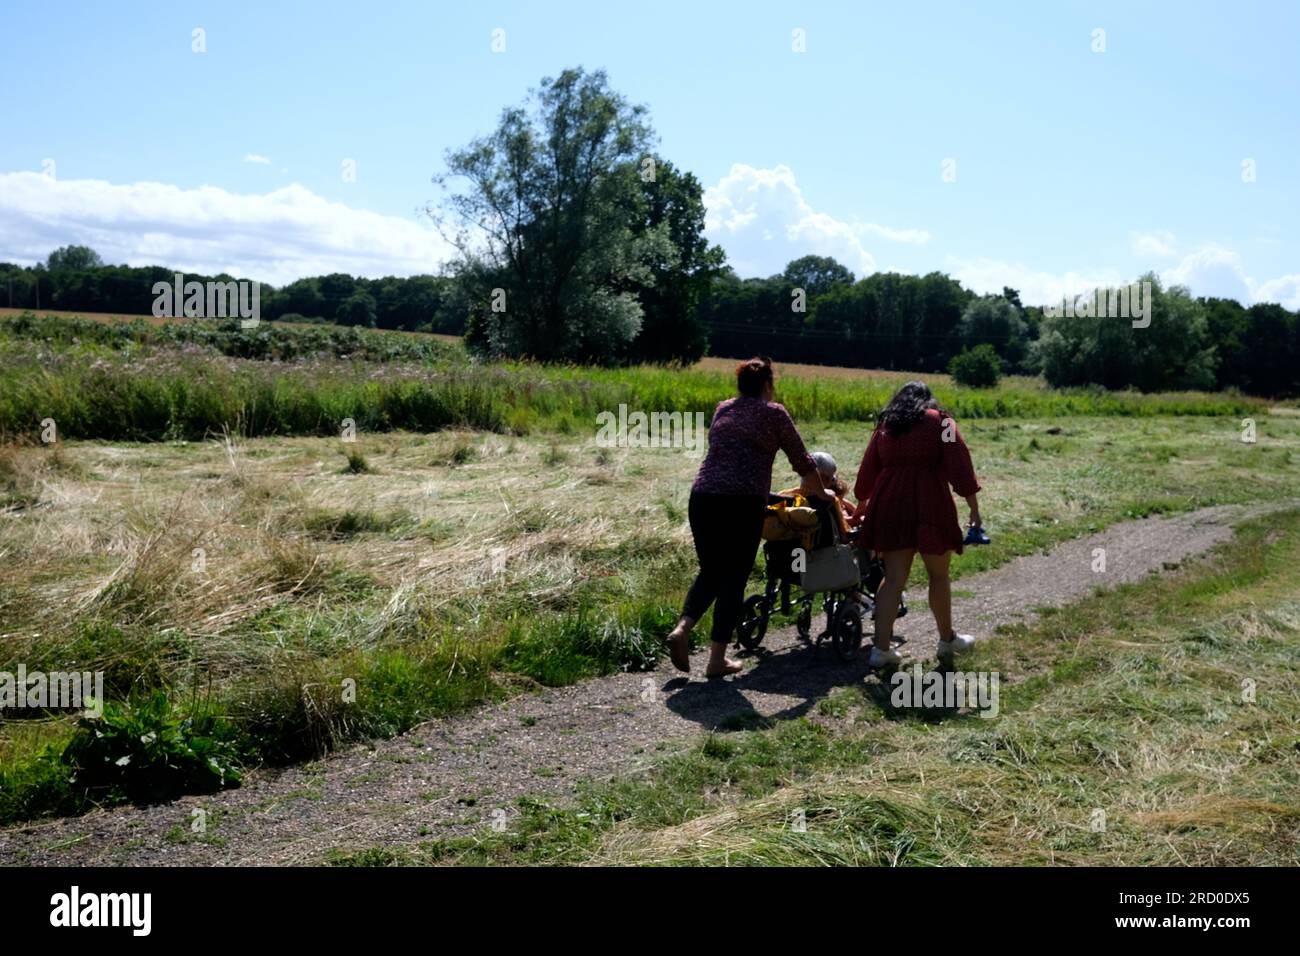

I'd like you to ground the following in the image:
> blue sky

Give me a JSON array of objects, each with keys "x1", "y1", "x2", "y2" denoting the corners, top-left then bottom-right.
[{"x1": 1, "y1": 0, "x2": 1296, "y2": 306}]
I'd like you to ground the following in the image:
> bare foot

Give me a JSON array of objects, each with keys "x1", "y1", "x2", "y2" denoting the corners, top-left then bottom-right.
[
  {"x1": 666, "y1": 631, "x2": 691, "y2": 672},
  {"x1": 705, "y1": 657, "x2": 743, "y2": 678}
]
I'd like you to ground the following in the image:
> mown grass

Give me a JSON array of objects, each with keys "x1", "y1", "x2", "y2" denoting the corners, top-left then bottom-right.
[
  {"x1": 1, "y1": 409, "x2": 1297, "y2": 826},
  {"x1": 1, "y1": 312, "x2": 1296, "y2": 827},
  {"x1": 771, "y1": 412, "x2": 1300, "y2": 589},
  {"x1": 330, "y1": 510, "x2": 1300, "y2": 866},
  {"x1": 0, "y1": 430, "x2": 693, "y2": 824}
]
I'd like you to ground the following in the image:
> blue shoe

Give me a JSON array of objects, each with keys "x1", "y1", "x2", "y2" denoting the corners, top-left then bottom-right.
[{"x1": 964, "y1": 524, "x2": 990, "y2": 546}]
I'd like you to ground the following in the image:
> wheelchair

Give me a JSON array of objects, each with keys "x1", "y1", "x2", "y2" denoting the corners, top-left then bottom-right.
[{"x1": 734, "y1": 496, "x2": 906, "y2": 662}]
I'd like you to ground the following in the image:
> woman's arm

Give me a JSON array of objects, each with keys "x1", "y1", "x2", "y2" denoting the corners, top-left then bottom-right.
[
  {"x1": 853, "y1": 429, "x2": 882, "y2": 503},
  {"x1": 831, "y1": 495, "x2": 853, "y2": 536},
  {"x1": 774, "y1": 405, "x2": 833, "y2": 499},
  {"x1": 939, "y1": 416, "x2": 981, "y2": 498},
  {"x1": 939, "y1": 416, "x2": 983, "y2": 526},
  {"x1": 806, "y1": 471, "x2": 834, "y2": 501}
]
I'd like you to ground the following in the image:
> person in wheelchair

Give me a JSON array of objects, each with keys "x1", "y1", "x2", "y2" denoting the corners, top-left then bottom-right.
[
  {"x1": 730, "y1": 452, "x2": 905, "y2": 663},
  {"x1": 778, "y1": 451, "x2": 902, "y2": 617}
]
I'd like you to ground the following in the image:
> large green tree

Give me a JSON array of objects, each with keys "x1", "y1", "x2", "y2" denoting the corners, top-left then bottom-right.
[
  {"x1": 46, "y1": 245, "x2": 104, "y2": 271},
  {"x1": 955, "y1": 293, "x2": 1028, "y2": 368},
  {"x1": 336, "y1": 289, "x2": 378, "y2": 327},
  {"x1": 1034, "y1": 274, "x2": 1216, "y2": 392},
  {"x1": 436, "y1": 67, "x2": 692, "y2": 364},
  {"x1": 623, "y1": 159, "x2": 726, "y2": 363},
  {"x1": 782, "y1": 255, "x2": 853, "y2": 298},
  {"x1": 1236, "y1": 303, "x2": 1297, "y2": 396}
]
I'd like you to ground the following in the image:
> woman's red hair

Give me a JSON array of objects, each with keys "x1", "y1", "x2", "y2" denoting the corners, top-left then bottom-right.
[{"x1": 736, "y1": 356, "x2": 774, "y2": 398}]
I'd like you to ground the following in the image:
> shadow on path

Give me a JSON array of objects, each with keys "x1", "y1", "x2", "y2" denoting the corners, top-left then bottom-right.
[
  {"x1": 663, "y1": 634, "x2": 991, "y2": 731},
  {"x1": 661, "y1": 635, "x2": 885, "y2": 730}
]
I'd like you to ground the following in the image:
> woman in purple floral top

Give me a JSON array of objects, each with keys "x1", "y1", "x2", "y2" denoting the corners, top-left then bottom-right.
[{"x1": 666, "y1": 358, "x2": 829, "y2": 677}]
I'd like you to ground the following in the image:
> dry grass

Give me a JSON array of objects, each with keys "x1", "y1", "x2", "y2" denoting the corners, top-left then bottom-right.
[
  {"x1": 0, "y1": 428, "x2": 696, "y2": 683},
  {"x1": 4, "y1": 412, "x2": 1298, "y2": 672},
  {"x1": 2, "y1": 409, "x2": 1298, "y2": 827},
  {"x1": 692, "y1": 354, "x2": 951, "y2": 384},
  {"x1": 692, "y1": 354, "x2": 1045, "y2": 391}
]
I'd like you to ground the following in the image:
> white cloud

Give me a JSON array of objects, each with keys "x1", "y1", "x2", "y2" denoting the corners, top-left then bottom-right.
[
  {"x1": 3, "y1": 167, "x2": 1294, "y2": 312},
  {"x1": 1131, "y1": 230, "x2": 1177, "y2": 258},
  {"x1": 0, "y1": 171, "x2": 454, "y2": 286},
  {"x1": 1253, "y1": 274, "x2": 1300, "y2": 310},
  {"x1": 1127, "y1": 232, "x2": 1300, "y2": 307},
  {"x1": 703, "y1": 163, "x2": 927, "y2": 278},
  {"x1": 1155, "y1": 243, "x2": 1300, "y2": 308},
  {"x1": 1160, "y1": 244, "x2": 1252, "y2": 303},
  {"x1": 953, "y1": 245, "x2": 1299, "y2": 310},
  {"x1": 945, "y1": 256, "x2": 1127, "y2": 307},
  {"x1": 243, "y1": 153, "x2": 271, "y2": 165}
]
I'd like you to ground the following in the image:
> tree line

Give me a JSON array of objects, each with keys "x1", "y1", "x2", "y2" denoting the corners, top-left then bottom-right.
[
  {"x1": 706, "y1": 263, "x2": 1300, "y2": 397},
  {"x1": 8, "y1": 244, "x2": 1297, "y2": 397},
  {"x1": 4, "y1": 66, "x2": 1298, "y2": 397},
  {"x1": 0, "y1": 251, "x2": 466, "y2": 335}
]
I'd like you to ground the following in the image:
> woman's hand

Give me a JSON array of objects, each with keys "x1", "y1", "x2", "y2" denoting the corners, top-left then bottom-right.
[
  {"x1": 804, "y1": 468, "x2": 838, "y2": 502},
  {"x1": 965, "y1": 494, "x2": 981, "y2": 528}
]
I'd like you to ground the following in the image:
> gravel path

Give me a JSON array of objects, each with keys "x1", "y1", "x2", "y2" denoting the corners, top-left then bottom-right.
[{"x1": 0, "y1": 501, "x2": 1288, "y2": 867}]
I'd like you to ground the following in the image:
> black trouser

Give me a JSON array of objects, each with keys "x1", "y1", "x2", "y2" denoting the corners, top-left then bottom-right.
[{"x1": 682, "y1": 491, "x2": 767, "y2": 644}]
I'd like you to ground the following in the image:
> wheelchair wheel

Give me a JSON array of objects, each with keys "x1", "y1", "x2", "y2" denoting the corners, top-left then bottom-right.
[
  {"x1": 736, "y1": 594, "x2": 770, "y2": 649},
  {"x1": 832, "y1": 600, "x2": 864, "y2": 662},
  {"x1": 796, "y1": 600, "x2": 813, "y2": 640}
]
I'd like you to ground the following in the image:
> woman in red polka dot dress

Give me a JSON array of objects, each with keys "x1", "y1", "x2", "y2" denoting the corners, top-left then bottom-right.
[{"x1": 851, "y1": 381, "x2": 984, "y2": 668}]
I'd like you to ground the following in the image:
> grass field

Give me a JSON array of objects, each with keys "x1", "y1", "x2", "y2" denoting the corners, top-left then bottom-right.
[
  {"x1": 0, "y1": 312, "x2": 1270, "y2": 449},
  {"x1": 330, "y1": 509, "x2": 1300, "y2": 866},
  {"x1": 0, "y1": 307, "x2": 464, "y2": 346},
  {"x1": 3, "y1": 409, "x2": 1299, "y2": 824},
  {"x1": 1, "y1": 311, "x2": 1298, "y2": 831}
]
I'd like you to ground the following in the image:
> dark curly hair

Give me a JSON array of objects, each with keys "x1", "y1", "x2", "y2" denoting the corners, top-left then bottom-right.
[
  {"x1": 736, "y1": 356, "x2": 775, "y2": 398},
  {"x1": 877, "y1": 381, "x2": 946, "y2": 437}
]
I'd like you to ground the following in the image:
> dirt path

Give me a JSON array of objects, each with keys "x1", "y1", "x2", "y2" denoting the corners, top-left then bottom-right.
[{"x1": 0, "y1": 502, "x2": 1286, "y2": 866}]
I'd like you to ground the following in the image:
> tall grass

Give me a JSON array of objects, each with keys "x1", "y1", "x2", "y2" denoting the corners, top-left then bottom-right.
[
  {"x1": 0, "y1": 363, "x2": 511, "y2": 441},
  {"x1": 0, "y1": 593, "x2": 682, "y2": 826},
  {"x1": 0, "y1": 311, "x2": 1263, "y2": 444}
]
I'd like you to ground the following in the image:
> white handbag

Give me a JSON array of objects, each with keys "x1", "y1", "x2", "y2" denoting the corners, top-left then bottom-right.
[{"x1": 801, "y1": 544, "x2": 860, "y2": 593}]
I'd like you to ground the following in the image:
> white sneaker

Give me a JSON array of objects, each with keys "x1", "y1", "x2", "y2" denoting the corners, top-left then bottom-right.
[
  {"x1": 868, "y1": 646, "x2": 902, "y2": 668},
  {"x1": 937, "y1": 634, "x2": 975, "y2": 661}
]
